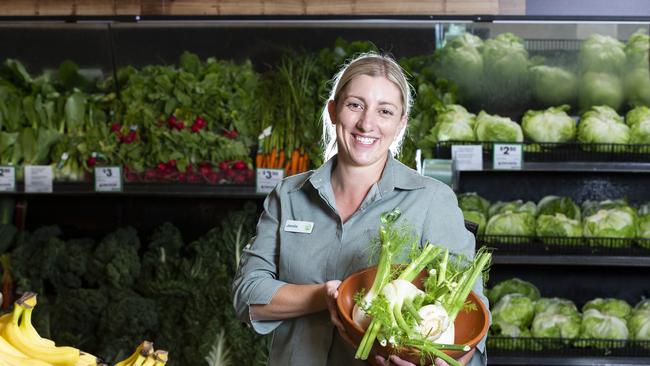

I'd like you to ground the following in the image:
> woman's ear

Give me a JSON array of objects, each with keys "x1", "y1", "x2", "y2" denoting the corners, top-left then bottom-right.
[
  {"x1": 327, "y1": 100, "x2": 337, "y2": 125},
  {"x1": 399, "y1": 115, "x2": 408, "y2": 131}
]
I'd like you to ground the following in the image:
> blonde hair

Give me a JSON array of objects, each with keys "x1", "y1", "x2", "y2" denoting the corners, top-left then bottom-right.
[{"x1": 321, "y1": 52, "x2": 413, "y2": 161}]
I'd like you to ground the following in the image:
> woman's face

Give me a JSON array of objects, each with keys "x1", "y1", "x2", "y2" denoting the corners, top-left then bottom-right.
[{"x1": 329, "y1": 74, "x2": 407, "y2": 169}]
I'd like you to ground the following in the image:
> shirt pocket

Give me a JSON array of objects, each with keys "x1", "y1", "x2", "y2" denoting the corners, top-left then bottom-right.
[{"x1": 278, "y1": 221, "x2": 330, "y2": 284}]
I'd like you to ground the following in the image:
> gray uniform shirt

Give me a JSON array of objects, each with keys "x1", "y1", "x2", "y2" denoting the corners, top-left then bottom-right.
[{"x1": 233, "y1": 154, "x2": 489, "y2": 366}]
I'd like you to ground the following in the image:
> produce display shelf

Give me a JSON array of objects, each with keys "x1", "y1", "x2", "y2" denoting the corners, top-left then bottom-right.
[
  {"x1": 491, "y1": 255, "x2": 650, "y2": 267},
  {"x1": 433, "y1": 141, "x2": 650, "y2": 163},
  {"x1": 488, "y1": 337, "x2": 650, "y2": 365},
  {"x1": 2, "y1": 183, "x2": 264, "y2": 198},
  {"x1": 479, "y1": 235, "x2": 650, "y2": 257},
  {"x1": 489, "y1": 355, "x2": 650, "y2": 365},
  {"x1": 468, "y1": 162, "x2": 650, "y2": 173}
]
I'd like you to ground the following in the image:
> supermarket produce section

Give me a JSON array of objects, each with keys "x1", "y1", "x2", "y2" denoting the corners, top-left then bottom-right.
[{"x1": 0, "y1": 15, "x2": 649, "y2": 366}]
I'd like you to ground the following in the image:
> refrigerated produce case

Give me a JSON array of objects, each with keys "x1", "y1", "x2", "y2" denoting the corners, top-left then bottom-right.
[{"x1": 1, "y1": 14, "x2": 650, "y2": 366}]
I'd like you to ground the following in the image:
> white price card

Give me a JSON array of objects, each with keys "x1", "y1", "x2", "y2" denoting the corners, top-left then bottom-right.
[
  {"x1": 95, "y1": 167, "x2": 123, "y2": 192},
  {"x1": 451, "y1": 145, "x2": 483, "y2": 171},
  {"x1": 256, "y1": 168, "x2": 284, "y2": 194},
  {"x1": 0, "y1": 166, "x2": 16, "y2": 192},
  {"x1": 25, "y1": 165, "x2": 53, "y2": 193},
  {"x1": 493, "y1": 143, "x2": 523, "y2": 170}
]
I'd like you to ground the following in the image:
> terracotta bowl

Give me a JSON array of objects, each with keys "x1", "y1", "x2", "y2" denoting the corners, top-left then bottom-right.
[{"x1": 336, "y1": 266, "x2": 489, "y2": 364}]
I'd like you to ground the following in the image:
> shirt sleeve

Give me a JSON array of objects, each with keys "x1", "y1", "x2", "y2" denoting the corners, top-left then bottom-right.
[
  {"x1": 232, "y1": 186, "x2": 288, "y2": 335},
  {"x1": 420, "y1": 183, "x2": 491, "y2": 364}
]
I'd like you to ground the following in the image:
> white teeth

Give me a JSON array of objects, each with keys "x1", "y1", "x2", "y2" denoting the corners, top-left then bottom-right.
[{"x1": 355, "y1": 135, "x2": 376, "y2": 145}]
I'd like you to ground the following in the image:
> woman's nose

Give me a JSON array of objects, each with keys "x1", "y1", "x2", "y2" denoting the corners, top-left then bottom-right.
[{"x1": 356, "y1": 111, "x2": 375, "y2": 132}]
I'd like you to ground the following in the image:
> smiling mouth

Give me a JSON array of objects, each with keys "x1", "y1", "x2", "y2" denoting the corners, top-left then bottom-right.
[{"x1": 354, "y1": 135, "x2": 378, "y2": 145}]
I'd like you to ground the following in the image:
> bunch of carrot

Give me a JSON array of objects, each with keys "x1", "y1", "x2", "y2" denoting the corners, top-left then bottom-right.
[{"x1": 256, "y1": 148, "x2": 309, "y2": 176}]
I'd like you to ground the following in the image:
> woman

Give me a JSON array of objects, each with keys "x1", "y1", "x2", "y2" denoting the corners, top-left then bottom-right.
[{"x1": 232, "y1": 53, "x2": 488, "y2": 366}]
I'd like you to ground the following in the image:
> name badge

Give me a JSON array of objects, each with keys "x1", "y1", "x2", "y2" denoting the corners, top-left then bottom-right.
[{"x1": 284, "y1": 220, "x2": 314, "y2": 234}]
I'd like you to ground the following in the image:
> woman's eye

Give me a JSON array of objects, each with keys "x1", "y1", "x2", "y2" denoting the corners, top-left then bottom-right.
[
  {"x1": 347, "y1": 102, "x2": 363, "y2": 110},
  {"x1": 380, "y1": 109, "x2": 395, "y2": 116}
]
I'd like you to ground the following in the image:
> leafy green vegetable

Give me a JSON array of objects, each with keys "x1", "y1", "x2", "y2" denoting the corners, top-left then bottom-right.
[
  {"x1": 536, "y1": 196, "x2": 581, "y2": 220},
  {"x1": 578, "y1": 105, "x2": 629, "y2": 146},
  {"x1": 485, "y1": 211, "x2": 535, "y2": 240},
  {"x1": 583, "y1": 298, "x2": 632, "y2": 319},
  {"x1": 522, "y1": 105, "x2": 576, "y2": 143},
  {"x1": 458, "y1": 192, "x2": 490, "y2": 217},
  {"x1": 624, "y1": 67, "x2": 650, "y2": 108},
  {"x1": 582, "y1": 199, "x2": 631, "y2": 217},
  {"x1": 579, "y1": 72, "x2": 624, "y2": 111},
  {"x1": 628, "y1": 309, "x2": 650, "y2": 340},
  {"x1": 493, "y1": 294, "x2": 535, "y2": 329},
  {"x1": 583, "y1": 207, "x2": 637, "y2": 243},
  {"x1": 428, "y1": 119, "x2": 475, "y2": 143},
  {"x1": 487, "y1": 278, "x2": 540, "y2": 305},
  {"x1": 433, "y1": 33, "x2": 484, "y2": 103},
  {"x1": 578, "y1": 309, "x2": 629, "y2": 345},
  {"x1": 474, "y1": 111, "x2": 523, "y2": 143},
  {"x1": 626, "y1": 29, "x2": 650, "y2": 70},
  {"x1": 489, "y1": 200, "x2": 537, "y2": 218},
  {"x1": 481, "y1": 33, "x2": 530, "y2": 110},
  {"x1": 534, "y1": 297, "x2": 579, "y2": 317},
  {"x1": 529, "y1": 66, "x2": 577, "y2": 107},
  {"x1": 626, "y1": 106, "x2": 650, "y2": 127},
  {"x1": 531, "y1": 311, "x2": 581, "y2": 339},
  {"x1": 579, "y1": 34, "x2": 626, "y2": 75},
  {"x1": 535, "y1": 214, "x2": 582, "y2": 241}
]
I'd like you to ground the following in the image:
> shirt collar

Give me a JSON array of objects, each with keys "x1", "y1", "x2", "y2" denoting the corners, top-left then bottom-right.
[{"x1": 295, "y1": 153, "x2": 425, "y2": 194}]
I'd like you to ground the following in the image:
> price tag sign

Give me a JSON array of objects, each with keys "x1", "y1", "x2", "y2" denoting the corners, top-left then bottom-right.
[
  {"x1": 0, "y1": 166, "x2": 16, "y2": 192},
  {"x1": 25, "y1": 165, "x2": 53, "y2": 193},
  {"x1": 493, "y1": 143, "x2": 523, "y2": 170},
  {"x1": 256, "y1": 168, "x2": 284, "y2": 194},
  {"x1": 451, "y1": 145, "x2": 483, "y2": 171},
  {"x1": 95, "y1": 167, "x2": 123, "y2": 192}
]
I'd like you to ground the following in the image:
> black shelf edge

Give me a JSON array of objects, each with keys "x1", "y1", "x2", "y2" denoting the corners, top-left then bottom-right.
[
  {"x1": 462, "y1": 162, "x2": 650, "y2": 173},
  {"x1": 492, "y1": 255, "x2": 650, "y2": 267},
  {"x1": 489, "y1": 356, "x2": 650, "y2": 366},
  {"x1": 1, "y1": 183, "x2": 265, "y2": 198}
]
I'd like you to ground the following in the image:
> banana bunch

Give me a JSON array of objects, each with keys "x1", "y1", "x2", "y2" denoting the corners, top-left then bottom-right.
[
  {"x1": 0, "y1": 292, "x2": 105, "y2": 366},
  {"x1": 114, "y1": 341, "x2": 168, "y2": 366}
]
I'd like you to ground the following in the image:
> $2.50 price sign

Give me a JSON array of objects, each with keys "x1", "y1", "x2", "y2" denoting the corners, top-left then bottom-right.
[{"x1": 493, "y1": 143, "x2": 523, "y2": 170}]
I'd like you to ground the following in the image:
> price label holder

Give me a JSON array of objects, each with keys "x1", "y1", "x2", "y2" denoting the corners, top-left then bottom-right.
[
  {"x1": 256, "y1": 168, "x2": 284, "y2": 194},
  {"x1": 451, "y1": 145, "x2": 483, "y2": 171},
  {"x1": 0, "y1": 166, "x2": 16, "y2": 192},
  {"x1": 94, "y1": 167, "x2": 123, "y2": 192},
  {"x1": 25, "y1": 165, "x2": 53, "y2": 193},
  {"x1": 493, "y1": 143, "x2": 523, "y2": 170}
]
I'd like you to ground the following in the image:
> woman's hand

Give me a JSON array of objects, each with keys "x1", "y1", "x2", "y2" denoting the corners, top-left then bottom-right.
[
  {"x1": 374, "y1": 348, "x2": 475, "y2": 366},
  {"x1": 324, "y1": 280, "x2": 344, "y2": 333}
]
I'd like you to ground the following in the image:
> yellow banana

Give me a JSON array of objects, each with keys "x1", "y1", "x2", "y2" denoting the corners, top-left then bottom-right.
[
  {"x1": 141, "y1": 354, "x2": 156, "y2": 366},
  {"x1": 0, "y1": 320, "x2": 30, "y2": 358},
  {"x1": 133, "y1": 353, "x2": 150, "y2": 366},
  {"x1": 20, "y1": 306, "x2": 56, "y2": 348},
  {"x1": 17, "y1": 292, "x2": 56, "y2": 348},
  {"x1": 153, "y1": 350, "x2": 168, "y2": 366},
  {"x1": 0, "y1": 342, "x2": 54, "y2": 366},
  {"x1": 114, "y1": 341, "x2": 153, "y2": 366},
  {"x1": 1, "y1": 301, "x2": 80, "y2": 366},
  {"x1": 0, "y1": 311, "x2": 11, "y2": 332}
]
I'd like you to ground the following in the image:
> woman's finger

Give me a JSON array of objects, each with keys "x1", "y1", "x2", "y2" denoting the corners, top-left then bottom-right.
[
  {"x1": 388, "y1": 355, "x2": 416, "y2": 365},
  {"x1": 434, "y1": 358, "x2": 449, "y2": 366}
]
